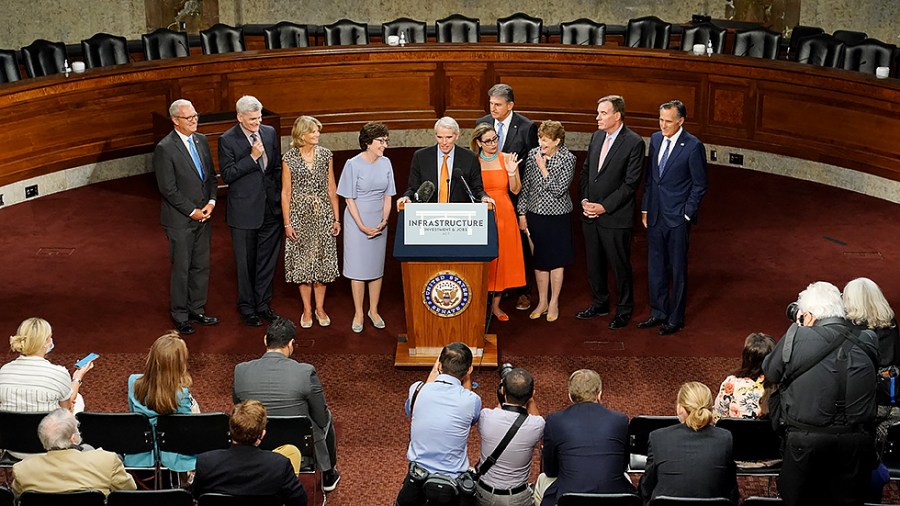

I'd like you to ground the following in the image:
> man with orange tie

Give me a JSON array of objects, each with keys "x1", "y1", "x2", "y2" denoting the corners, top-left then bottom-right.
[{"x1": 397, "y1": 117, "x2": 493, "y2": 209}]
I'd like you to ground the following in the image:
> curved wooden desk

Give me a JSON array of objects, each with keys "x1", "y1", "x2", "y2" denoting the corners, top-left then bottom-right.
[{"x1": 1, "y1": 44, "x2": 898, "y2": 187}]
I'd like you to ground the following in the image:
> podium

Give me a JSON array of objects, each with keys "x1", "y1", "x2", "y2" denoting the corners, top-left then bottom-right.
[{"x1": 393, "y1": 203, "x2": 499, "y2": 368}]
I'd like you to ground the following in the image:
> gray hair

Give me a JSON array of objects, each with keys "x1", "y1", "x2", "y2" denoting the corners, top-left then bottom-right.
[
  {"x1": 434, "y1": 116, "x2": 460, "y2": 134},
  {"x1": 843, "y1": 277, "x2": 895, "y2": 329},
  {"x1": 487, "y1": 83, "x2": 515, "y2": 103},
  {"x1": 168, "y1": 99, "x2": 193, "y2": 117},
  {"x1": 236, "y1": 95, "x2": 263, "y2": 115},
  {"x1": 38, "y1": 409, "x2": 81, "y2": 450},
  {"x1": 797, "y1": 281, "x2": 846, "y2": 320}
]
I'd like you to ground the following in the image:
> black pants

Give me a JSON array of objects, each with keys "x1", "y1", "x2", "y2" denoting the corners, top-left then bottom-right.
[{"x1": 778, "y1": 429, "x2": 875, "y2": 506}]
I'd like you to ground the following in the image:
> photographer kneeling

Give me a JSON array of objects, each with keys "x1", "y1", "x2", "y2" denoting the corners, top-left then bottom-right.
[
  {"x1": 763, "y1": 281, "x2": 878, "y2": 506},
  {"x1": 476, "y1": 366, "x2": 543, "y2": 506},
  {"x1": 397, "y1": 342, "x2": 481, "y2": 506}
]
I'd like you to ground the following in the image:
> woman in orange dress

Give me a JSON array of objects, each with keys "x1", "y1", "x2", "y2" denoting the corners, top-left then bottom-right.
[{"x1": 471, "y1": 123, "x2": 525, "y2": 321}]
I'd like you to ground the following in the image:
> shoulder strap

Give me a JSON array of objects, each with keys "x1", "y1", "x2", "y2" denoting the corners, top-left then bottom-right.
[
  {"x1": 476, "y1": 409, "x2": 528, "y2": 479},
  {"x1": 781, "y1": 325, "x2": 847, "y2": 388},
  {"x1": 409, "y1": 381, "x2": 425, "y2": 415}
]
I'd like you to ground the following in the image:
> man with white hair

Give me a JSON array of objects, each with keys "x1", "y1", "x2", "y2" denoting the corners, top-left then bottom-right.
[
  {"x1": 397, "y1": 116, "x2": 493, "y2": 209},
  {"x1": 11, "y1": 409, "x2": 136, "y2": 496},
  {"x1": 763, "y1": 281, "x2": 878, "y2": 506}
]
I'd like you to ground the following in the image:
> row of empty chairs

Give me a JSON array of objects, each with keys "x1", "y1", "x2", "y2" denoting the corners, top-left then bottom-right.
[{"x1": 1, "y1": 15, "x2": 896, "y2": 84}]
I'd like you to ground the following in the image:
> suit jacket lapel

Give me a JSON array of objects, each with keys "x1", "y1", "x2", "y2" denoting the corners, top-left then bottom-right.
[
  {"x1": 173, "y1": 132, "x2": 200, "y2": 178},
  {"x1": 661, "y1": 139, "x2": 687, "y2": 179}
]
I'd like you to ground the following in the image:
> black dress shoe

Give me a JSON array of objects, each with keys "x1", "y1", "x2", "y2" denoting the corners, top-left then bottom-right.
[
  {"x1": 188, "y1": 312, "x2": 219, "y2": 326},
  {"x1": 608, "y1": 314, "x2": 631, "y2": 329},
  {"x1": 257, "y1": 308, "x2": 280, "y2": 322},
  {"x1": 636, "y1": 317, "x2": 665, "y2": 329},
  {"x1": 173, "y1": 320, "x2": 195, "y2": 335},
  {"x1": 240, "y1": 313, "x2": 263, "y2": 327},
  {"x1": 575, "y1": 305, "x2": 610, "y2": 320},
  {"x1": 658, "y1": 323, "x2": 684, "y2": 335}
]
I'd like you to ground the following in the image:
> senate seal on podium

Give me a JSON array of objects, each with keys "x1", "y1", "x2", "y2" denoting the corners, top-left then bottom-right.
[{"x1": 423, "y1": 271, "x2": 471, "y2": 317}]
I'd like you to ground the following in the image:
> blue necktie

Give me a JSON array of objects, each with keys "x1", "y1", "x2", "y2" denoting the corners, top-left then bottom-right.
[
  {"x1": 496, "y1": 122, "x2": 505, "y2": 151},
  {"x1": 658, "y1": 138, "x2": 671, "y2": 176},
  {"x1": 187, "y1": 136, "x2": 205, "y2": 180}
]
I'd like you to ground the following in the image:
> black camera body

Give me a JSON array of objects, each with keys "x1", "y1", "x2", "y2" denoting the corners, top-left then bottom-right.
[{"x1": 497, "y1": 362, "x2": 514, "y2": 405}]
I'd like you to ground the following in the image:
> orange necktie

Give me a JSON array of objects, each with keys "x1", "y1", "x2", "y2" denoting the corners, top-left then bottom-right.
[{"x1": 439, "y1": 155, "x2": 450, "y2": 203}]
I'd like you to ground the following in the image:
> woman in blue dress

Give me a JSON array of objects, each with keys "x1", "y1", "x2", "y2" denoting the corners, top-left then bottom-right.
[
  {"x1": 125, "y1": 331, "x2": 196, "y2": 472},
  {"x1": 337, "y1": 122, "x2": 396, "y2": 333}
]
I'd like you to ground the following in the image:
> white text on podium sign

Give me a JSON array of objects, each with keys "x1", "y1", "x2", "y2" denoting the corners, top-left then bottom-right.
[{"x1": 403, "y1": 203, "x2": 489, "y2": 246}]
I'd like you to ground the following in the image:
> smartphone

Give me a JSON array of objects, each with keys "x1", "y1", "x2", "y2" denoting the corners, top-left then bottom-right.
[{"x1": 75, "y1": 353, "x2": 100, "y2": 369}]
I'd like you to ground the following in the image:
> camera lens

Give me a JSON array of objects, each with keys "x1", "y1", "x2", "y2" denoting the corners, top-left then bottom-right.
[{"x1": 786, "y1": 302, "x2": 800, "y2": 322}]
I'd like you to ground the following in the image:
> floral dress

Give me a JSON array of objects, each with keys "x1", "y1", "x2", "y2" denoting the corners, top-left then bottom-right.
[{"x1": 714, "y1": 374, "x2": 766, "y2": 418}]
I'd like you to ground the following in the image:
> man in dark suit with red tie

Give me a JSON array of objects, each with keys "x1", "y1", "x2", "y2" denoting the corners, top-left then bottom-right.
[
  {"x1": 577, "y1": 95, "x2": 645, "y2": 329},
  {"x1": 218, "y1": 96, "x2": 283, "y2": 327},
  {"x1": 154, "y1": 98, "x2": 219, "y2": 335},
  {"x1": 638, "y1": 100, "x2": 708, "y2": 335}
]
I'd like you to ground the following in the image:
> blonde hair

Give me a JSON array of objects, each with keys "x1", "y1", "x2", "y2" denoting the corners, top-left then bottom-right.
[
  {"x1": 290, "y1": 116, "x2": 322, "y2": 149},
  {"x1": 10, "y1": 317, "x2": 52, "y2": 356},
  {"x1": 843, "y1": 277, "x2": 896, "y2": 329},
  {"x1": 132, "y1": 332, "x2": 192, "y2": 414},
  {"x1": 568, "y1": 369, "x2": 602, "y2": 403},
  {"x1": 677, "y1": 381, "x2": 715, "y2": 431}
]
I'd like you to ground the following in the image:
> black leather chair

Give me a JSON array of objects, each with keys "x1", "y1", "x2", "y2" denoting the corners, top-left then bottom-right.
[
  {"x1": 626, "y1": 415, "x2": 680, "y2": 471},
  {"x1": 80, "y1": 32, "x2": 128, "y2": 69},
  {"x1": 382, "y1": 17, "x2": 427, "y2": 44},
  {"x1": 200, "y1": 23, "x2": 245, "y2": 54},
  {"x1": 435, "y1": 14, "x2": 480, "y2": 43},
  {"x1": 0, "y1": 49, "x2": 21, "y2": 83},
  {"x1": 18, "y1": 490, "x2": 106, "y2": 506},
  {"x1": 323, "y1": 19, "x2": 369, "y2": 46},
  {"x1": 714, "y1": 418, "x2": 781, "y2": 475},
  {"x1": 0, "y1": 488, "x2": 12, "y2": 506},
  {"x1": 832, "y1": 29, "x2": 868, "y2": 45},
  {"x1": 796, "y1": 33, "x2": 845, "y2": 68},
  {"x1": 682, "y1": 22, "x2": 727, "y2": 54},
  {"x1": 648, "y1": 498, "x2": 733, "y2": 506},
  {"x1": 197, "y1": 493, "x2": 283, "y2": 506},
  {"x1": 155, "y1": 413, "x2": 230, "y2": 485},
  {"x1": 842, "y1": 39, "x2": 897, "y2": 75},
  {"x1": 21, "y1": 39, "x2": 67, "y2": 78},
  {"x1": 258, "y1": 416, "x2": 321, "y2": 505},
  {"x1": 263, "y1": 21, "x2": 309, "y2": 49},
  {"x1": 141, "y1": 28, "x2": 190, "y2": 60},
  {"x1": 557, "y1": 492, "x2": 642, "y2": 505},
  {"x1": 732, "y1": 28, "x2": 782, "y2": 59},
  {"x1": 497, "y1": 13, "x2": 543, "y2": 44},
  {"x1": 787, "y1": 25, "x2": 825, "y2": 61},
  {"x1": 625, "y1": 16, "x2": 672, "y2": 49},
  {"x1": 0, "y1": 411, "x2": 47, "y2": 466},
  {"x1": 560, "y1": 19, "x2": 606, "y2": 46},
  {"x1": 107, "y1": 489, "x2": 194, "y2": 506},
  {"x1": 75, "y1": 412, "x2": 156, "y2": 474}
]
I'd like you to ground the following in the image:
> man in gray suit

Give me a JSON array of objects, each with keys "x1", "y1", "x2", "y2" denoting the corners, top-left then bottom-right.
[
  {"x1": 233, "y1": 319, "x2": 341, "y2": 492},
  {"x1": 154, "y1": 98, "x2": 219, "y2": 335}
]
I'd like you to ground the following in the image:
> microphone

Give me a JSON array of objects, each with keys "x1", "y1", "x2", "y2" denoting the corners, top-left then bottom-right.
[
  {"x1": 734, "y1": 42, "x2": 755, "y2": 57},
  {"x1": 414, "y1": 181, "x2": 435, "y2": 203},
  {"x1": 453, "y1": 169, "x2": 476, "y2": 203}
]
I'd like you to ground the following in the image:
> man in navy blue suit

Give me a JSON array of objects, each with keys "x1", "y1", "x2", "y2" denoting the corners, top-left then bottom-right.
[
  {"x1": 219, "y1": 95, "x2": 283, "y2": 327},
  {"x1": 637, "y1": 100, "x2": 708, "y2": 335}
]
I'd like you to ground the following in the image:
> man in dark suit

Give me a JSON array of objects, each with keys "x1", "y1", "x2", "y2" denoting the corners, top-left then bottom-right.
[
  {"x1": 218, "y1": 95, "x2": 283, "y2": 327},
  {"x1": 637, "y1": 100, "x2": 708, "y2": 335},
  {"x1": 154, "y1": 98, "x2": 219, "y2": 335},
  {"x1": 193, "y1": 400, "x2": 307, "y2": 506},
  {"x1": 396, "y1": 116, "x2": 493, "y2": 209},
  {"x1": 577, "y1": 95, "x2": 645, "y2": 329},
  {"x1": 477, "y1": 83, "x2": 539, "y2": 311},
  {"x1": 533, "y1": 369, "x2": 633, "y2": 506}
]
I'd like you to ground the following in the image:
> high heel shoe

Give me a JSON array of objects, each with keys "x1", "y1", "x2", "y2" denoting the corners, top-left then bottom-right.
[
  {"x1": 315, "y1": 311, "x2": 331, "y2": 327},
  {"x1": 529, "y1": 308, "x2": 548, "y2": 320},
  {"x1": 367, "y1": 310, "x2": 386, "y2": 329}
]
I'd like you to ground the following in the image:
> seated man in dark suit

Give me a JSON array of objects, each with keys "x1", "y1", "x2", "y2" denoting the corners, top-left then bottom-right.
[
  {"x1": 193, "y1": 400, "x2": 307, "y2": 506},
  {"x1": 534, "y1": 369, "x2": 633, "y2": 506}
]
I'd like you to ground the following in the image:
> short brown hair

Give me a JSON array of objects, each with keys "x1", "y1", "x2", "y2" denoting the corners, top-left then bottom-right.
[
  {"x1": 538, "y1": 120, "x2": 566, "y2": 146},
  {"x1": 598, "y1": 95, "x2": 626, "y2": 119},
  {"x1": 568, "y1": 369, "x2": 602, "y2": 403},
  {"x1": 231, "y1": 400, "x2": 267, "y2": 445},
  {"x1": 469, "y1": 122, "x2": 496, "y2": 152}
]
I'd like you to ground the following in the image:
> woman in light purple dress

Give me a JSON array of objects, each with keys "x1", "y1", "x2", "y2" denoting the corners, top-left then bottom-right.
[{"x1": 337, "y1": 122, "x2": 396, "y2": 333}]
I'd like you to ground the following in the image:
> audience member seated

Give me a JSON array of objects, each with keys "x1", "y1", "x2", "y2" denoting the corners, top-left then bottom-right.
[
  {"x1": 534, "y1": 369, "x2": 633, "y2": 506},
  {"x1": 0, "y1": 317, "x2": 92, "y2": 413},
  {"x1": 843, "y1": 276, "x2": 900, "y2": 441},
  {"x1": 639, "y1": 382, "x2": 738, "y2": 505},
  {"x1": 475, "y1": 367, "x2": 543, "y2": 506},
  {"x1": 232, "y1": 319, "x2": 340, "y2": 492},
  {"x1": 396, "y1": 342, "x2": 481, "y2": 506},
  {"x1": 192, "y1": 400, "x2": 307, "y2": 506},
  {"x1": 11, "y1": 409, "x2": 136, "y2": 496},
  {"x1": 125, "y1": 331, "x2": 198, "y2": 472},
  {"x1": 713, "y1": 333, "x2": 776, "y2": 419}
]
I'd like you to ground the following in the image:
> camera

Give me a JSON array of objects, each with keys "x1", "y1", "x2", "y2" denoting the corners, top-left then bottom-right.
[
  {"x1": 786, "y1": 302, "x2": 800, "y2": 323},
  {"x1": 497, "y1": 362, "x2": 514, "y2": 404}
]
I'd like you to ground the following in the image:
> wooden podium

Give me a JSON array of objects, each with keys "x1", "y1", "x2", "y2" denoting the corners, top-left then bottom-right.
[{"x1": 393, "y1": 204, "x2": 499, "y2": 368}]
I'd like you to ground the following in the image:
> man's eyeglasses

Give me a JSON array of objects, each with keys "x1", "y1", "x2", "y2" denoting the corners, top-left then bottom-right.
[
  {"x1": 480, "y1": 136, "x2": 499, "y2": 145},
  {"x1": 175, "y1": 114, "x2": 199, "y2": 121},
  {"x1": 374, "y1": 138, "x2": 389, "y2": 145}
]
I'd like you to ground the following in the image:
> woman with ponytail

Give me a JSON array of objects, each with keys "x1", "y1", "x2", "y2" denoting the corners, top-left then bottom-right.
[{"x1": 639, "y1": 382, "x2": 738, "y2": 505}]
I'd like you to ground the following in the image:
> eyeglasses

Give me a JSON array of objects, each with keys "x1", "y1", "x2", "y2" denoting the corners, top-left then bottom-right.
[
  {"x1": 374, "y1": 138, "x2": 389, "y2": 145},
  {"x1": 480, "y1": 136, "x2": 499, "y2": 145},
  {"x1": 175, "y1": 114, "x2": 199, "y2": 121}
]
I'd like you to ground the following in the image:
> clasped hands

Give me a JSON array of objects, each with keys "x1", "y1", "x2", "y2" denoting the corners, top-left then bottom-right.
[
  {"x1": 582, "y1": 200, "x2": 606, "y2": 219},
  {"x1": 190, "y1": 203, "x2": 215, "y2": 222}
]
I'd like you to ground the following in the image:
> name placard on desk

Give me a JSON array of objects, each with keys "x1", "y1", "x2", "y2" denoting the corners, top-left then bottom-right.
[{"x1": 403, "y1": 203, "x2": 489, "y2": 246}]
